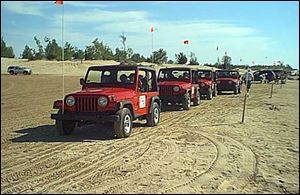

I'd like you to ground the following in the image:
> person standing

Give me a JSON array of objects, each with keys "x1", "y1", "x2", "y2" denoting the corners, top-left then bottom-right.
[{"x1": 244, "y1": 68, "x2": 254, "y2": 97}]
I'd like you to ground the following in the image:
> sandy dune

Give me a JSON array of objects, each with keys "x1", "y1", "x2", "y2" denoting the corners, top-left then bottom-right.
[{"x1": 1, "y1": 70, "x2": 298, "y2": 193}]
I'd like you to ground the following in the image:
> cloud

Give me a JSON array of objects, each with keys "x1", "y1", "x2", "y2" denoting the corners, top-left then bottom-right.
[
  {"x1": 65, "y1": 1, "x2": 108, "y2": 8},
  {"x1": 1, "y1": 1, "x2": 45, "y2": 16}
]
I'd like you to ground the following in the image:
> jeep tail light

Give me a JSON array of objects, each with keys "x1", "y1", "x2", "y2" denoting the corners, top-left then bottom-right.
[
  {"x1": 98, "y1": 96, "x2": 108, "y2": 107},
  {"x1": 66, "y1": 96, "x2": 75, "y2": 106},
  {"x1": 53, "y1": 100, "x2": 63, "y2": 109}
]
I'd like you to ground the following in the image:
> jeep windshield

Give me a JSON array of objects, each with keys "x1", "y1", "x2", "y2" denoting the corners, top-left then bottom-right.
[
  {"x1": 198, "y1": 70, "x2": 212, "y2": 79},
  {"x1": 158, "y1": 69, "x2": 190, "y2": 81},
  {"x1": 216, "y1": 71, "x2": 238, "y2": 78},
  {"x1": 85, "y1": 68, "x2": 136, "y2": 88}
]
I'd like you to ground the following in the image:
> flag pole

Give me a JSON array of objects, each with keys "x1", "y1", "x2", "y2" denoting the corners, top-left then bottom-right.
[
  {"x1": 151, "y1": 30, "x2": 154, "y2": 64},
  {"x1": 61, "y1": 3, "x2": 65, "y2": 114}
]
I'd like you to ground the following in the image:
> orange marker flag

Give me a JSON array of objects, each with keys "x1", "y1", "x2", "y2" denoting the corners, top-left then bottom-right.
[
  {"x1": 150, "y1": 26, "x2": 154, "y2": 32},
  {"x1": 55, "y1": 1, "x2": 63, "y2": 5}
]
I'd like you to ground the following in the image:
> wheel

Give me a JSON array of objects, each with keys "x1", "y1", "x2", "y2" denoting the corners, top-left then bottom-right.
[
  {"x1": 114, "y1": 108, "x2": 132, "y2": 138},
  {"x1": 146, "y1": 102, "x2": 160, "y2": 126},
  {"x1": 212, "y1": 85, "x2": 217, "y2": 97},
  {"x1": 217, "y1": 90, "x2": 222, "y2": 95},
  {"x1": 55, "y1": 111, "x2": 76, "y2": 135},
  {"x1": 161, "y1": 101, "x2": 167, "y2": 112},
  {"x1": 23, "y1": 71, "x2": 28, "y2": 75},
  {"x1": 193, "y1": 90, "x2": 200, "y2": 106},
  {"x1": 207, "y1": 88, "x2": 213, "y2": 100},
  {"x1": 238, "y1": 85, "x2": 241, "y2": 93},
  {"x1": 9, "y1": 71, "x2": 14, "y2": 75},
  {"x1": 234, "y1": 86, "x2": 238, "y2": 94},
  {"x1": 182, "y1": 93, "x2": 191, "y2": 110}
]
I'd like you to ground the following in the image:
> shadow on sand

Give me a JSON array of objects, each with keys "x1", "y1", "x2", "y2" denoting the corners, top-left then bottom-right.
[{"x1": 11, "y1": 123, "x2": 120, "y2": 143}]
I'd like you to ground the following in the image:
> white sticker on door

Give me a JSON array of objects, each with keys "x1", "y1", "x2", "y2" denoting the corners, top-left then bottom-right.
[{"x1": 139, "y1": 95, "x2": 146, "y2": 108}]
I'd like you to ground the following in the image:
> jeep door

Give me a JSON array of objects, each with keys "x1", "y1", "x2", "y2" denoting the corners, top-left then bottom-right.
[{"x1": 135, "y1": 69, "x2": 157, "y2": 116}]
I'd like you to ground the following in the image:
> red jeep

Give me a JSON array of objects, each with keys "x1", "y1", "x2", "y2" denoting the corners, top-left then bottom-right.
[
  {"x1": 51, "y1": 65, "x2": 161, "y2": 138},
  {"x1": 157, "y1": 67, "x2": 200, "y2": 110},
  {"x1": 215, "y1": 69, "x2": 242, "y2": 95},
  {"x1": 197, "y1": 69, "x2": 217, "y2": 100}
]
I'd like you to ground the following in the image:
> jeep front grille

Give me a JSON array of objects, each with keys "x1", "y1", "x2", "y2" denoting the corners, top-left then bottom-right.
[
  {"x1": 75, "y1": 97, "x2": 98, "y2": 112},
  {"x1": 159, "y1": 86, "x2": 173, "y2": 97}
]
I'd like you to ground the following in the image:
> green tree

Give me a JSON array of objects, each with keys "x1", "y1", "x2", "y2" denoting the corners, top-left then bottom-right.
[
  {"x1": 175, "y1": 52, "x2": 187, "y2": 64},
  {"x1": 64, "y1": 42, "x2": 75, "y2": 60},
  {"x1": 34, "y1": 36, "x2": 44, "y2": 60},
  {"x1": 73, "y1": 47, "x2": 84, "y2": 62},
  {"x1": 45, "y1": 39, "x2": 61, "y2": 60},
  {"x1": 114, "y1": 48, "x2": 127, "y2": 62},
  {"x1": 221, "y1": 55, "x2": 232, "y2": 69},
  {"x1": 1, "y1": 37, "x2": 15, "y2": 58},
  {"x1": 167, "y1": 59, "x2": 174, "y2": 64},
  {"x1": 22, "y1": 45, "x2": 35, "y2": 60},
  {"x1": 150, "y1": 48, "x2": 168, "y2": 64},
  {"x1": 189, "y1": 52, "x2": 199, "y2": 65}
]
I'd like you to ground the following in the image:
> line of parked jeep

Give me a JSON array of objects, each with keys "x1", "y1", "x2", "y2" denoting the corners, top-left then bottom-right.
[{"x1": 51, "y1": 64, "x2": 242, "y2": 138}]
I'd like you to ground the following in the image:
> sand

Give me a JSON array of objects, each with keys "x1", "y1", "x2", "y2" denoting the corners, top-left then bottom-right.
[{"x1": 1, "y1": 58, "x2": 299, "y2": 193}]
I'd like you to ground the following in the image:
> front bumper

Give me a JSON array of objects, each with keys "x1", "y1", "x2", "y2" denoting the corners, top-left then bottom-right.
[
  {"x1": 51, "y1": 112, "x2": 120, "y2": 122},
  {"x1": 160, "y1": 94, "x2": 184, "y2": 103},
  {"x1": 217, "y1": 84, "x2": 236, "y2": 91}
]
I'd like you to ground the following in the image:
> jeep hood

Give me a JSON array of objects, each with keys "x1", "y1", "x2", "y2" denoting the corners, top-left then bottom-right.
[
  {"x1": 198, "y1": 79, "x2": 212, "y2": 85},
  {"x1": 158, "y1": 81, "x2": 191, "y2": 88},
  {"x1": 70, "y1": 87, "x2": 135, "y2": 100},
  {"x1": 217, "y1": 77, "x2": 239, "y2": 82}
]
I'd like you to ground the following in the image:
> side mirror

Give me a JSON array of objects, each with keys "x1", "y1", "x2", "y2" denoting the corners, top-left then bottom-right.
[{"x1": 80, "y1": 78, "x2": 85, "y2": 85}]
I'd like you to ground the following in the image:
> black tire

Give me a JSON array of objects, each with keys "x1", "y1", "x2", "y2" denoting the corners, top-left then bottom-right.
[
  {"x1": 238, "y1": 85, "x2": 241, "y2": 93},
  {"x1": 207, "y1": 88, "x2": 213, "y2": 100},
  {"x1": 193, "y1": 90, "x2": 200, "y2": 106},
  {"x1": 233, "y1": 85, "x2": 238, "y2": 94},
  {"x1": 212, "y1": 85, "x2": 217, "y2": 97},
  {"x1": 23, "y1": 71, "x2": 28, "y2": 75},
  {"x1": 114, "y1": 108, "x2": 132, "y2": 138},
  {"x1": 182, "y1": 93, "x2": 191, "y2": 110},
  {"x1": 9, "y1": 71, "x2": 14, "y2": 75},
  {"x1": 55, "y1": 110, "x2": 76, "y2": 135},
  {"x1": 146, "y1": 102, "x2": 160, "y2": 126}
]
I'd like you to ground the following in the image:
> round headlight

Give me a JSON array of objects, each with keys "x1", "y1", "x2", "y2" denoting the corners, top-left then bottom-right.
[
  {"x1": 217, "y1": 81, "x2": 221, "y2": 84},
  {"x1": 200, "y1": 83, "x2": 205, "y2": 87},
  {"x1": 66, "y1": 96, "x2": 75, "y2": 106},
  {"x1": 228, "y1": 80, "x2": 232, "y2": 84},
  {"x1": 173, "y1": 86, "x2": 180, "y2": 92},
  {"x1": 98, "y1": 96, "x2": 108, "y2": 107}
]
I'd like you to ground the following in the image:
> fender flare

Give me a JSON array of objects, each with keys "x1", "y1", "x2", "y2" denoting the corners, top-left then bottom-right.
[
  {"x1": 117, "y1": 100, "x2": 134, "y2": 116},
  {"x1": 149, "y1": 96, "x2": 161, "y2": 113}
]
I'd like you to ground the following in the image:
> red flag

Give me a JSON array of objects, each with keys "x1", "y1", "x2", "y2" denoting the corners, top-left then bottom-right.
[
  {"x1": 183, "y1": 40, "x2": 189, "y2": 44},
  {"x1": 150, "y1": 26, "x2": 154, "y2": 32},
  {"x1": 55, "y1": 1, "x2": 63, "y2": 5}
]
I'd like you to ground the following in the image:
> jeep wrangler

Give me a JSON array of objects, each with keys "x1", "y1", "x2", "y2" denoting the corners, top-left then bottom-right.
[
  {"x1": 157, "y1": 67, "x2": 200, "y2": 110},
  {"x1": 215, "y1": 69, "x2": 241, "y2": 95},
  {"x1": 197, "y1": 69, "x2": 217, "y2": 100},
  {"x1": 51, "y1": 65, "x2": 161, "y2": 138}
]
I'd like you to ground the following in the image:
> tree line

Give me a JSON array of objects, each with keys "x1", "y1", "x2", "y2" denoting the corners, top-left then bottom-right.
[
  {"x1": 1, "y1": 36, "x2": 294, "y2": 71},
  {"x1": 1, "y1": 35, "x2": 202, "y2": 65}
]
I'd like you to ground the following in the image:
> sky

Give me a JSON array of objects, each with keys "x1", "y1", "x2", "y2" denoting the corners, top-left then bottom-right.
[{"x1": 1, "y1": 1, "x2": 299, "y2": 69}]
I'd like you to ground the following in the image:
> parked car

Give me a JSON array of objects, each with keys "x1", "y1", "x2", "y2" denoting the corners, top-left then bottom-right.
[
  {"x1": 253, "y1": 70, "x2": 276, "y2": 83},
  {"x1": 215, "y1": 70, "x2": 242, "y2": 95},
  {"x1": 197, "y1": 69, "x2": 217, "y2": 100},
  {"x1": 157, "y1": 67, "x2": 200, "y2": 110},
  {"x1": 51, "y1": 64, "x2": 161, "y2": 138},
  {"x1": 7, "y1": 66, "x2": 32, "y2": 75}
]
